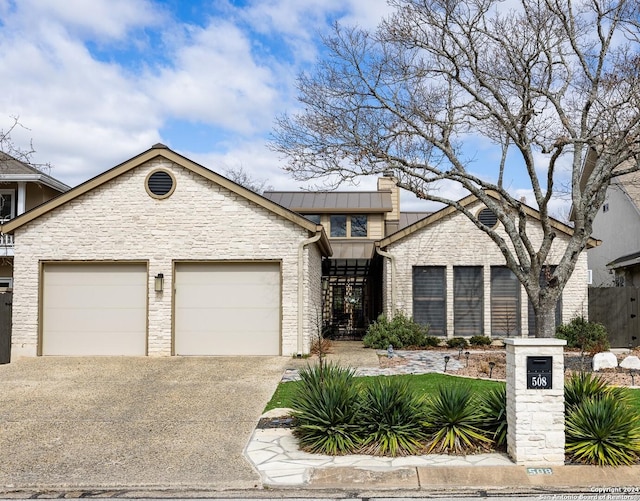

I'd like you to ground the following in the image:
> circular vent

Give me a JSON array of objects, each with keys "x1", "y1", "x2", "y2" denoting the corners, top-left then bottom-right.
[
  {"x1": 478, "y1": 208, "x2": 498, "y2": 228},
  {"x1": 146, "y1": 170, "x2": 175, "y2": 199}
]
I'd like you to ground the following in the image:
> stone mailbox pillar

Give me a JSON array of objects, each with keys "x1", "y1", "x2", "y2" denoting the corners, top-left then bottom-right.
[{"x1": 504, "y1": 338, "x2": 566, "y2": 465}]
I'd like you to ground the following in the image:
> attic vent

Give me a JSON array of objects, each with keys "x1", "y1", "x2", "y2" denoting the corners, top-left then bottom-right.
[
  {"x1": 146, "y1": 170, "x2": 176, "y2": 199},
  {"x1": 478, "y1": 208, "x2": 498, "y2": 229}
]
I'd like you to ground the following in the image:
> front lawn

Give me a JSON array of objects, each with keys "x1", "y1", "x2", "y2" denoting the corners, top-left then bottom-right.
[{"x1": 264, "y1": 372, "x2": 503, "y2": 412}]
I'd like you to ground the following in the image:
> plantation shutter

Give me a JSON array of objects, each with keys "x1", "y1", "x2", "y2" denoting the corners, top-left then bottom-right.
[
  {"x1": 454, "y1": 266, "x2": 483, "y2": 336},
  {"x1": 527, "y1": 266, "x2": 563, "y2": 336},
  {"x1": 413, "y1": 266, "x2": 446, "y2": 335},
  {"x1": 491, "y1": 267, "x2": 521, "y2": 336}
]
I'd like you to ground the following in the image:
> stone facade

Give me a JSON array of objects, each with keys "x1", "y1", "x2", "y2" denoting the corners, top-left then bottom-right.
[
  {"x1": 505, "y1": 338, "x2": 566, "y2": 465},
  {"x1": 381, "y1": 200, "x2": 590, "y2": 337},
  {"x1": 11, "y1": 157, "x2": 323, "y2": 358}
]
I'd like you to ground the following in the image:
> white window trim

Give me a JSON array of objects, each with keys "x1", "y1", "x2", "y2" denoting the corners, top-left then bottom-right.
[{"x1": 0, "y1": 277, "x2": 13, "y2": 289}]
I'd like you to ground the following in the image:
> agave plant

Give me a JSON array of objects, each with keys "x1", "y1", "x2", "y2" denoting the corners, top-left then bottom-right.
[
  {"x1": 477, "y1": 385, "x2": 507, "y2": 447},
  {"x1": 566, "y1": 393, "x2": 640, "y2": 466},
  {"x1": 358, "y1": 377, "x2": 429, "y2": 456},
  {"x1": 291, "y1": 363, "x2": 362, "y2": 455},
  {"x1": 424, "y1": 383, "x2": 492, "y2": 454},
  {"x1": 564, "y1": 372, "x2": 629, "y2": 414}
]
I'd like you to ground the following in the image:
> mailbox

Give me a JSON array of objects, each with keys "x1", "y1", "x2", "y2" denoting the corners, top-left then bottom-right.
[{"x1": 527, "y1": 356, "x2": 552, "y2": 389}]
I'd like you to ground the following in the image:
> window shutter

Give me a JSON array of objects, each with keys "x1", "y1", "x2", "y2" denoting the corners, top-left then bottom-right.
[
  {"x1": 413, "y1": 267, "x2": 446, "y2": 335},
  {"x1": 491, "y1": 267, "x2": 521, "y2": 336},
  {"x1": 454, "y1": 266, "x2": 483, "y2": 336}
]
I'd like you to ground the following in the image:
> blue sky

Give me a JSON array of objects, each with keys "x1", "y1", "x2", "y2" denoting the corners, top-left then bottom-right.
[{"x1": 0, "y1": 0, "x2": 567, "y2": 214}]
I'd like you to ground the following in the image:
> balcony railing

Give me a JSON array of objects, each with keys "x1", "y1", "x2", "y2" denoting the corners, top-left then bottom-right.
[{"x1": 0, "y1": 234, "x2": 14, "y2": 247}]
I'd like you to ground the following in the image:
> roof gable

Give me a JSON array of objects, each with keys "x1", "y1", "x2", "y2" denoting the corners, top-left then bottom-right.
[
  {"x1": 0, "y1": 144, "x2": 331, "y2": 256},
  {"x1": 377, "y1": 191, "x2": 600, "y2": 249}
]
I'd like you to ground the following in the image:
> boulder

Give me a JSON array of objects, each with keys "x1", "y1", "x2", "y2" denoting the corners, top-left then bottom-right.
[
  {"x1": 592, "y1": 352, "x2": 618, "y2": 371},
  {"x1": 620, "y1": 355, "x2": 640, "y2": 370}
]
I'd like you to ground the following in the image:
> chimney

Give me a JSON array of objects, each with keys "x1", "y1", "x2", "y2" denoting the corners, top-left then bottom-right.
[{"x1": 377, "y1": 176, "x2": 400, "y2": 235}]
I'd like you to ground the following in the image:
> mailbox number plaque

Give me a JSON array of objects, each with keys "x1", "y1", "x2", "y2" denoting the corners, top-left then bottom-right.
[{"x1": 527, "y1": 356, "x2": 552, "y2": 389}]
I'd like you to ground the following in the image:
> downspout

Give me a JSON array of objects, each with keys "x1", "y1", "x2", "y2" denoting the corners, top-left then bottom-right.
[
  {"x1": 375, "y1": 246, "x2": 397, "y2": 317},
  {"x1": 298, "y1": 232, "x2": 322, "y2": 355}
]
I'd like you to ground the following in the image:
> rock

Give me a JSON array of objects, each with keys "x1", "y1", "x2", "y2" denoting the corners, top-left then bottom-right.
[
  {"x1": 620, "y1": 355, "x2": 640, "y2": 370},
  {"x1": 592, "y1": 352, "x2": 618, "y2": 371}
]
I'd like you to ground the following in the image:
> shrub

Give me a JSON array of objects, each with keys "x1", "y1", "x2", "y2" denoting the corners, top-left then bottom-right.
[
  {"x1": 291, "y1": 363, "x2": 361, "y2": 455},
  {"x1": 469, "y1": 335, "x2": 492, "y2": 347},
  {"x1": 446, "y1": 337, "x2": 469, "y2": 349},
  {"x1": 358, "y1": 378, "x2": 430, "y2": 456},
  {"x1": 566, "y1": 393, "x2": 640, "y2": 466},
  {"x1": 477, "y1": 385, "x2": 507, "y2": 447},
  {"x1": 556, "y1": 317, "x2": 610, "y2": 355},
  {"x1": 423, "y1": 383, "x2": 492, "y2": 454},
  {"x1": 564, "y1": 372, "x2": 627, "y2": 414},
  {"x1": 424, "y1": 335, "x2": 443, "y2": 348},
  {"x1": 362, "y1": 312, "x2": 429, "y2": 349}
]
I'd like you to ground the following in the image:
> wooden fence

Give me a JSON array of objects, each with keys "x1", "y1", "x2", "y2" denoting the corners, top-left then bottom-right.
[
  {"x1": 0, "y1": 291, "x2": 11, "y2": 363},
  {"x1": 588, "y1": 287, "x2": 640, "y2": 348}
]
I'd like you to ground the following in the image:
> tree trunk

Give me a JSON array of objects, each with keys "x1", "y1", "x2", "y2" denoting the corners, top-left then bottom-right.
[{"x1": 533, "y1": 300, "x2": 557, "y2": 338}]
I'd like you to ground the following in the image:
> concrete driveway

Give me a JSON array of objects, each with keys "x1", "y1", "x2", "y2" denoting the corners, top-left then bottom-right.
[{"x1": 0, "y1": 356, "x2": 288, "y2": 490}]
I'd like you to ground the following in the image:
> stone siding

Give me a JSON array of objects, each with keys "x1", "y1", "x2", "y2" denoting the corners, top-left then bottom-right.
[{"x1": 11, "y1": 158, "x2": 321, "y2": 357}]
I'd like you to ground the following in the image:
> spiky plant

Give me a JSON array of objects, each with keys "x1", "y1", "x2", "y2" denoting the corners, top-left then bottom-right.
[
  {"x1": 291, "y1": 363, "x2": 361, "y2": 455},
  {"x1": 566, "y1": 393, "x2": 640, "y2": 466},
  {"x1": 478, "y1": 385, "x2": 507, "y2": 447},
  {"x1": 358, "y1": 377, "x2": 429, "y2": 456},
  {"x1": 424, "y1": 383, "x2": 492, "y2": 454},
  {"x1": 564, "y1": 372, "x2": 629, "y2": 414}
]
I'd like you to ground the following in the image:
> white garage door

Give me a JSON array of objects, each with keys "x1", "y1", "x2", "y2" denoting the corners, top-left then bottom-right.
[
  {"x1": 42, "y1": 263, "x2": 147, "y2": 356},
  {"x1": 174, "y1": 262, "x2": 281, "y2": 355}
]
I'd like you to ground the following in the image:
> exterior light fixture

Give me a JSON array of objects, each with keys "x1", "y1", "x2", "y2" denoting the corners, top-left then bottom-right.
[
  {"x1": 444, "y1": 355, "x2": 450, "y2": 373},
  {"x1": 154, "y1": 273, "x2": 164, "y2": 293},
  {"x1": 489, "y1": 361, "x2": 496, "y2": 378},
  {"x1": 631, "y1": 369, "x2": 637, "y2": 386},
  {"x1": 465, "y1": 351, "x2": 470, "y2": 367}
]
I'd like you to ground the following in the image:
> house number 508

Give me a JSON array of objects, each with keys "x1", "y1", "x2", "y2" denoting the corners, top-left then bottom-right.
[{"x1": 530, "y1": 375, "x2": 548, "y2": 387}]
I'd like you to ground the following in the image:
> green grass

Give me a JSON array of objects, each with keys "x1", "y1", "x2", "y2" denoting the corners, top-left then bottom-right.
[
  {"x1": 265, "y1": 372, "x2": 640, "y2": 413},
  {"x1": 264, "y1": 373, "x2": 503, "y2": 412}
]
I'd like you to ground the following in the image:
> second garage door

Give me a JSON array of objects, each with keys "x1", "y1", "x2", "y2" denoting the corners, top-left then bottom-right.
[
  {"x1": 42, "y1": 263, "x2": 147, "y2": 356},
  {"x1": 174, "y1": 262, "x2": 281, "y2": 355}
]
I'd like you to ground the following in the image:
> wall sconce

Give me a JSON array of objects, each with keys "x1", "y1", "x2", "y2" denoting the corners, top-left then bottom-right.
[{"x1": 154, "y1": 273, "x2": 164, "y2": 293}]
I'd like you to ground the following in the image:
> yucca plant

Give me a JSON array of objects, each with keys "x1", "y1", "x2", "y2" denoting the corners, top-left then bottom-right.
[
  {"x1": 564, "y1": 372, "x2": 628, "y2": 414},
  {"x1": 478, "y1": 385, "x2": 507, "y2": 448},
  {"x1": 424, "y1": 383, "x2": 492, "y2": 454},
  {"x1": 566, "y1": 393, "x2": 640, "y2": 466},
  {"x1": 291, "y1": 363, "x2": 361, "y2": 455},
  {"x1": 358, "y1": 377, "x2": 429, "y2": 456}
]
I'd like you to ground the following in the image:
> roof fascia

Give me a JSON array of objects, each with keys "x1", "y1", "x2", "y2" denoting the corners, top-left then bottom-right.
[{"x1": 0, "y1": 173, "x2": 71, "y2": 192}]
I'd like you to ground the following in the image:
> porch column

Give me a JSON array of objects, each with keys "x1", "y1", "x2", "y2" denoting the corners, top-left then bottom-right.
[{"x1": 17, "y1": 182, "x2": 26, "y2": 215}]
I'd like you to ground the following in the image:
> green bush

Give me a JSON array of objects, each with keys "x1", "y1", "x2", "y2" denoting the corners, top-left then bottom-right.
[
  {"x1": 564, "y1": 372, "x2": 628, "y2": 414},
  {"x1": 363, "y1": 312, "x2": 429, "y2": 349},
  {"x1": 358, "y1": 378, "x2": 430, "y2": 456},
  {"x1": 556, "y1": 317, "x2": 610, "y2": 355},
  {"x1": 469, "y1": 335, "x2": 492, "y2": 347},
  {"x1": 566, "y1": 393, "x2": 640, "y2": 466},
  {"x1": 478, "y1": 385, "x2": 507, "y2": 448},
  {"x1": 423, "y1": 383, "x2": 491, "y2": 454},
  {"x1": 291, "y1": 363, "x2": 361, "y2": 455},
  {"x1": 446, "y1": 337, "x2": 469, "y2": 349},
  {"x1": 424, "y1": 335, "x2": 443, "y2": 348}
]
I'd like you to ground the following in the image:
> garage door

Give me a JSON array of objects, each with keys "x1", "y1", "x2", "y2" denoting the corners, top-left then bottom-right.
[
  {"x1": 174, "y1": 262, "x2": 280, "y2": 355},
  {"x1": 42, "y1": 263, "x2": 147, "y2": 356}
]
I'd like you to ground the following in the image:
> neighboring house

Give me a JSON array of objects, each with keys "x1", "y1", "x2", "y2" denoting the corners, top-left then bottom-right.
[
  {"x1": 587, "y1": 171, "x2": 640, "y2": 287},
  {"x1": 266, "y1": 183, "x2": 594, "y2": 340},
  {"x1": 0, "y1": 151, "x2": 70, "y2": 286},
  {"x1": 1, "y1": 144, "x2": 331, "y2": 359}
]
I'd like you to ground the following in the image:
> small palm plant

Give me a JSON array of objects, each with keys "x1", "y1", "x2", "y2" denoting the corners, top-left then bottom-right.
[
  {"x1": 424, "y1": 383, "x2": 492, "y2": 454},
  {"x1": 358, "y1": 377, "x2": 429, "y2": 456},
  {"x1": 478, "y1": 385, "x2": 507, "y2": 448},
  {"x1": 291, "y1": 363, "x2": 361, "y2": 455},
  {"x1": 565, "y1": 393, "x2": 640, "y2": 466}
]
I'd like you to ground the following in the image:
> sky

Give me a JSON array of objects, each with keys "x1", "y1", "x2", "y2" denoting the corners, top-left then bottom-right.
[{"x1": 0, "y1": 0, "x2": 568, "y2": 215}]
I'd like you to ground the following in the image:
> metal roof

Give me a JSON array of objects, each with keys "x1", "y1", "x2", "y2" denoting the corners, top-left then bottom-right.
[
  {"x1": 399, "y1": 211, "x2": 431, "y2": 229},
  {"x1": 263, "y1": 191, "x2": 393, "y2": 213}
]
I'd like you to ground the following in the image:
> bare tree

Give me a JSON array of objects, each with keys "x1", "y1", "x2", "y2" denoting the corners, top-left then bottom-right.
[
  {"x1": 224, "y1": 165, "x2": 273, "y2": 194},
  {"x1": 0, "y1": 116, "x2": 51, "y2": 174},
  {"x1": 271, "y1": 0, "x2": 640, "y2": 338}
]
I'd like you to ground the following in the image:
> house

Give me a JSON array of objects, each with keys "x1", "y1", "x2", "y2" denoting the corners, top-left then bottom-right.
[
  {"x1": 1, "y1": 144, "x2": 331, "y2": 358},
  {"x1": 265, "y1": 184, "x2": 594, "y2": 339},
  {"x1": 0, "y1": 151, "x2": 70, "y2": 287}
]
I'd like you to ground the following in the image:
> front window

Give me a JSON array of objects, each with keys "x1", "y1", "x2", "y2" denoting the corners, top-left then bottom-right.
[
  {"x1": 305, "y1": 214, "x2": 321, "y2": 224},
  {"x1": 350, "y1": 215, "x2": 368, "y2": 237},
  {"x1": 0, "y1": 190, "x2": 15, "y2": 222},
  {"x1": 491, "y1": 266, "x2": 521, "y2": 336},
  {"x1": 330, "y1": 215, "x2": 347, "y2": 237},
  {"x1": 413, "y1": 266, "x2": 446, "y2": 335},
  {"x1": 454, "y1": 266, "x2": 483, "y2": 336},
  {"x1": 329, "y1": 214, "x2": 368, "y2": 238}
]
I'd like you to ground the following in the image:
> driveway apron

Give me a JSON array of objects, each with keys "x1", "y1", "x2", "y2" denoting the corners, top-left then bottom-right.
[{"x1": 0, "y1": 356, "x2": 288, "y2": 490}]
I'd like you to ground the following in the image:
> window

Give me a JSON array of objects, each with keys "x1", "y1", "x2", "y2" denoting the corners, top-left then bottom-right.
[
  {"x1": 527, "y1": 266, "x2": 563, "y2": 336},
  {"x1": 329, "y1": 214, "x2": 368, "y2": 237},
  {"x1": 454, "y1": 266, "x2": 483, "y2": 336},
  {"x1": 330, "y1": 215, "x2": 347, "y2": 237},
  {"x1": 0, "y1": 277, "x2": 13, "y2": 289},
  {"x1": 413, "y1": 266, "x2": 446, "y2": 335},
  {"x1": 478, "y1": 208, "x2": 498, "y2": 229},
  {"x1": 0, "y1": 190, "x2": 15, "y2": 222},
  {"x1": 350, "y1": 215, "x2": 367, "y2": 237},
  {"x1": 145, "y1": 170, "x2": 176, "y2": 199},
  {"x1": 305, "y1": 214, "x2": 321, "y2": 224},
  {"x1": 491, "y1": 267, "x2": 520, "y2": 336}
]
